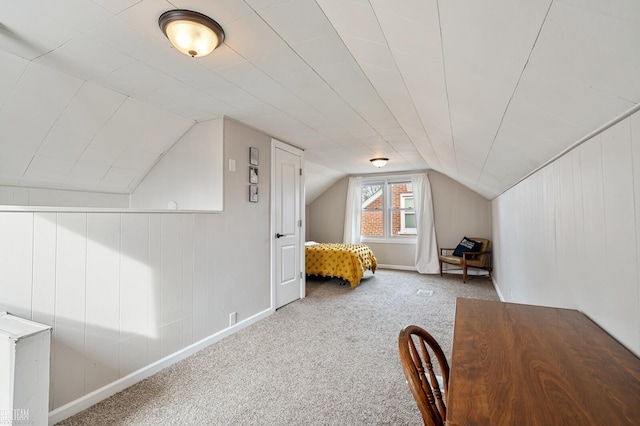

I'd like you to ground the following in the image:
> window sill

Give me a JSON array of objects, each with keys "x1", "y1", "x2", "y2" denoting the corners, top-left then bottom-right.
[{"x1": 361, "y1": 237, "x2": 416, "y2": 245}]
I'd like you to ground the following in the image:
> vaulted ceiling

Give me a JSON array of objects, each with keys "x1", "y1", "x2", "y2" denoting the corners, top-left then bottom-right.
[{"x1": 1, "y1": 0, "x2": 639, "y2": 201}]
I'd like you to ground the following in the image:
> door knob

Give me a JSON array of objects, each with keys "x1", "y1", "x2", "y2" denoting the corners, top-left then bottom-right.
[{"x1": 276, "y1": 233, "x2": 285, "y2": 238}]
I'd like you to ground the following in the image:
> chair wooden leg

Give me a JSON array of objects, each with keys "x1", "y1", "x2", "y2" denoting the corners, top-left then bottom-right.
[
  {"x1": 462, "y1": 266, "x2": 467, "y2": 283},
  {"x1": 439, "y1": 260, "x2": 443, "y2": 276}
]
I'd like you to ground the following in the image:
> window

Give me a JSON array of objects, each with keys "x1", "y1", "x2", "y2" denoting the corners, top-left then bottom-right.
[
  {"x1": 362, "y1": 182, "x2": 383, "y2": 237},
  {"x1": 399, "y1": 193, "x2": 416, "y2": 234},
  {"x1": 361, "y1": 178, "x2": 415, "y2": 240}
]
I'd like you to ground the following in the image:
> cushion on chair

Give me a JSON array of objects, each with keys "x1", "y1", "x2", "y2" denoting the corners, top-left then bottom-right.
[
  {"x1": 452, "y1": 237, "x2": 483, "y2": 258},
  {"x1": 439, "y1": 255, "x2": 463, "y2": 265}
]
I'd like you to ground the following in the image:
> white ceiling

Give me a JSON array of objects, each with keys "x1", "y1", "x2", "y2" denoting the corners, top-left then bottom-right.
[{"x1": 1, "y1": 0, "x2": 639, "y2": 200}]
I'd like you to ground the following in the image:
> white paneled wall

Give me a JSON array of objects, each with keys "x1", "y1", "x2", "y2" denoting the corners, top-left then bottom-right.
[
  {"x1": 492, "y1": 109, "x2": 640, "y2": 356},
  {"x1": 0, "y1": 118, "x2": 273, "y2": 417},
  {"x1": 0, "y1": 210, "x2": 270, "y2": 411}
]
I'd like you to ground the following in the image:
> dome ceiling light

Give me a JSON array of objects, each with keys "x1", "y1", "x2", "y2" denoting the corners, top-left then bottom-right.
[
  {"x1": 159, "y1": 10, "x2": 225, "y2": 58},
  {"x1": 370, "y1": 158, "x2": 389, "y2": 168}
]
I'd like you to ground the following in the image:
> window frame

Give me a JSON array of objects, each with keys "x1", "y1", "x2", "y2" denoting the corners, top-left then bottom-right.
[
  {"x1": 398, "y1": 192, "x2": 416, "y2": 235},
  {"x1": 361, "y1": 176, "x2": 417, "y2": 244}
]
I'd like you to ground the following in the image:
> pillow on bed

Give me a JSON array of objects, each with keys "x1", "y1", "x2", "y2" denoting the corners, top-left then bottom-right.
[{"x1": 452, "y1": 237, "x2": 483, "y2": 258}]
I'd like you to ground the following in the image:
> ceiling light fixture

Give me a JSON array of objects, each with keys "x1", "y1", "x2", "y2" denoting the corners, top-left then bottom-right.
[
  {"x1": 370, "y1": 157, "x2": 389, "y2": 168},
  {"x1": 159, "y1": 10, "x2": 225, "y2": 58}
]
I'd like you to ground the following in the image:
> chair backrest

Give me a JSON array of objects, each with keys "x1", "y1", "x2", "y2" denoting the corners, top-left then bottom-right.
[
  {"x1": 398, "y1": 325, "x2": 450, "y2": 426},
  {"x1": 466, "y1": 237, "x2": 490, "y2": 267}
]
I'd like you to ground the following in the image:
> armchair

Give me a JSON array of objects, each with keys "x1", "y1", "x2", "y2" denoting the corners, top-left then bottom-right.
[{"x1": 439, "y1": 237, "x2": 492, "y2": 283}]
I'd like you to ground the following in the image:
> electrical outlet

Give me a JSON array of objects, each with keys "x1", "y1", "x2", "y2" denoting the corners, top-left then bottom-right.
[{"x1": 229, "y1": 312, "x2": 237, "y2": 326}]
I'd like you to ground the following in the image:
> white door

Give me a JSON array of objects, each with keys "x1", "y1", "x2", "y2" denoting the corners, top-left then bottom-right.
[{"x1": 272, "y1": 141, "x2": 304, "y2": 309}]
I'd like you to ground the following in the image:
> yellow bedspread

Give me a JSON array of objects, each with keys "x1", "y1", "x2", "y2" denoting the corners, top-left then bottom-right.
[{"x1": 305, "y1": 243, "x2": 377, "y2": 288}]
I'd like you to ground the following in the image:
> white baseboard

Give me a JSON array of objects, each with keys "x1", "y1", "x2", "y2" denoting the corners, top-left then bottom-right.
[
  {"x1": 376, "y1": 264, "x2": 417, "y2": 271},
  {"x1": 492, "y1": 277, "x2": 506, "y2": 302},
  {"x1": 377, "y1": 264, "x2": 492, "y2": 278},
  {"x1": 48, "y1": 307, "x2": 274, "y2": 425},
  {"x1": 440, "y1": 268, "x2": 488, "y2": 276}
]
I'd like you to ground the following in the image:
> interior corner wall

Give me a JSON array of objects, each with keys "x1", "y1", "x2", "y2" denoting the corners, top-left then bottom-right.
[
  {"x1": 306, "y1": 172, "x2": 491, "y2": 268},
  {"x1": 0, "y1": 117, "x2": 272, "y2": 413},
  {"x1": 428, "y1": 170, "x2": 492, "y2": 247},
  {"x1": 130, "y1": 118, "x2": 223, "y2": 211},
  {"x1": 307, "y1": 176, "x2": 348, "y2": 244},
  {"x1": 492, "y1": 110, "x2": 640, "y2": 357}
]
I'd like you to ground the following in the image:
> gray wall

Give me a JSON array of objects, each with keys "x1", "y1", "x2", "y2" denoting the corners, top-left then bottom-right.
[
  {"x1": 0, "y1": 118, "x2": 272, "y2": 411},
  {"x1": 307, "y1": 176, "x2": 349, "y2": 244},
  {"x1": 307, "y1": 171, "x2": 492, "y2": 268},
  {"x1": 429, "y1": 170, "x2": 492, "y2": 248},
  {"x1": 492, "y1": 109, "x2": 640, "y2": 356}
]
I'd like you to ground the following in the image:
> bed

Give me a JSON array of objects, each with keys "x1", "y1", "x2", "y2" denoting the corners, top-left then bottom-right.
[{"x1": 305, "y1": 242, "x2": 378, "y2": 288}]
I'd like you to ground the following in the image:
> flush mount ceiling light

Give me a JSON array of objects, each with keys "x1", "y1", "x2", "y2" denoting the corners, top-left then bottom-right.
[
  {"x1": 370, "y1": 157, "x2": 389, "y2": 168},
  {"x1": 159, "y1": 9, "x2": 225, "y2": 58}
]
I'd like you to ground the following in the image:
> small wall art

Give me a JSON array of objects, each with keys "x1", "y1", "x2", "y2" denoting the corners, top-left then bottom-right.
[
  {"x1": 250, "y1": 147, "x2": 259, "y2": 166},
  {"x1": 249, "y1": 184, "x2": 258, "y2": 202},
  {"x1": 249, "y1": 166, "x2": 258, "y2": 184}
]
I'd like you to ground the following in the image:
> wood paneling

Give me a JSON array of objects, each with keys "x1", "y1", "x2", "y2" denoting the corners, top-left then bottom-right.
[
  {"x1": 554, "y1": 154, "x2": 578, "y2": 305},
  {"x1": 577, "y1": 137, "x2": 608, "y2": 315},
  {"x1": 0, "y1": 208, "x2": 272, "y2": 409},
  {"x1": 160, "y1": 214, "x2": 183, "y2": 328},
  {"x1": 182, "y1": 214, "x2": 194, "y2": 346},
  {"x1": 147, "y1": 213, "x2": 163, "y2": 365},
  {"x1": 85, "y1": 213, "x2": 121, "y2": 393},
  {"x1": 54, "y1": 213, "x2": 87, "y2": 407},
  {"x1": 493, "y1": 110, "x2": 640, "y2": 356},
  {"x1": 32, "y1": 213, "x2": 57, "y2": 327},
  {"x1": 0, "y1": 213, "x2": 33, "y2": 319},
  {"x1": 192, "y1": 214, "x2": 210, "y2": 342},
  {"x1": 601, "y1": 119, "x2": 637, "y2": 345},
  {"x1": 119, "y1": 213, "x2": 150, "y2": 376}
]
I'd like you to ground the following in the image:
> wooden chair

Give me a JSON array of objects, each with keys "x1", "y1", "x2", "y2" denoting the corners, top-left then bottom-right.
[
  {"x1": 398, "y1": 325, "x2": 450, "y2": 426},
  {"x1": 439, "y1": 237, "x2": 492, "y2": 283}
]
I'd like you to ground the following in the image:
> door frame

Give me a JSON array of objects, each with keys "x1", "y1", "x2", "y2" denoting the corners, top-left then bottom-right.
[{"x1": 270, "y1": 138, "x2": 305, "y2": 309}]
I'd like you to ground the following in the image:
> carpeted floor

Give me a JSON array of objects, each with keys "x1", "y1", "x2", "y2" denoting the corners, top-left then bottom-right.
[{"x1": 56, "y1": 269, "x2": 499, "y2": 426}]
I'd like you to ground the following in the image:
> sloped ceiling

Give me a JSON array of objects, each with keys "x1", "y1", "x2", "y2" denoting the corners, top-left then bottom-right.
[{"x1": 1, "y1": 0, "x2": 639, "y2": 200}]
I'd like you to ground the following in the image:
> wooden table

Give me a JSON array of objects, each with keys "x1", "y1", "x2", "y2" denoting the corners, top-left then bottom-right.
[{"x1": 447, "y1": 298, "x2": 640, "y2": 425}]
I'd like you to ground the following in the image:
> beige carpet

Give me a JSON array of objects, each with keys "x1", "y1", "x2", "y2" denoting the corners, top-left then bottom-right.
[{"x1": 56, "y1": 269, "x2": 499, "y2": 426}]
